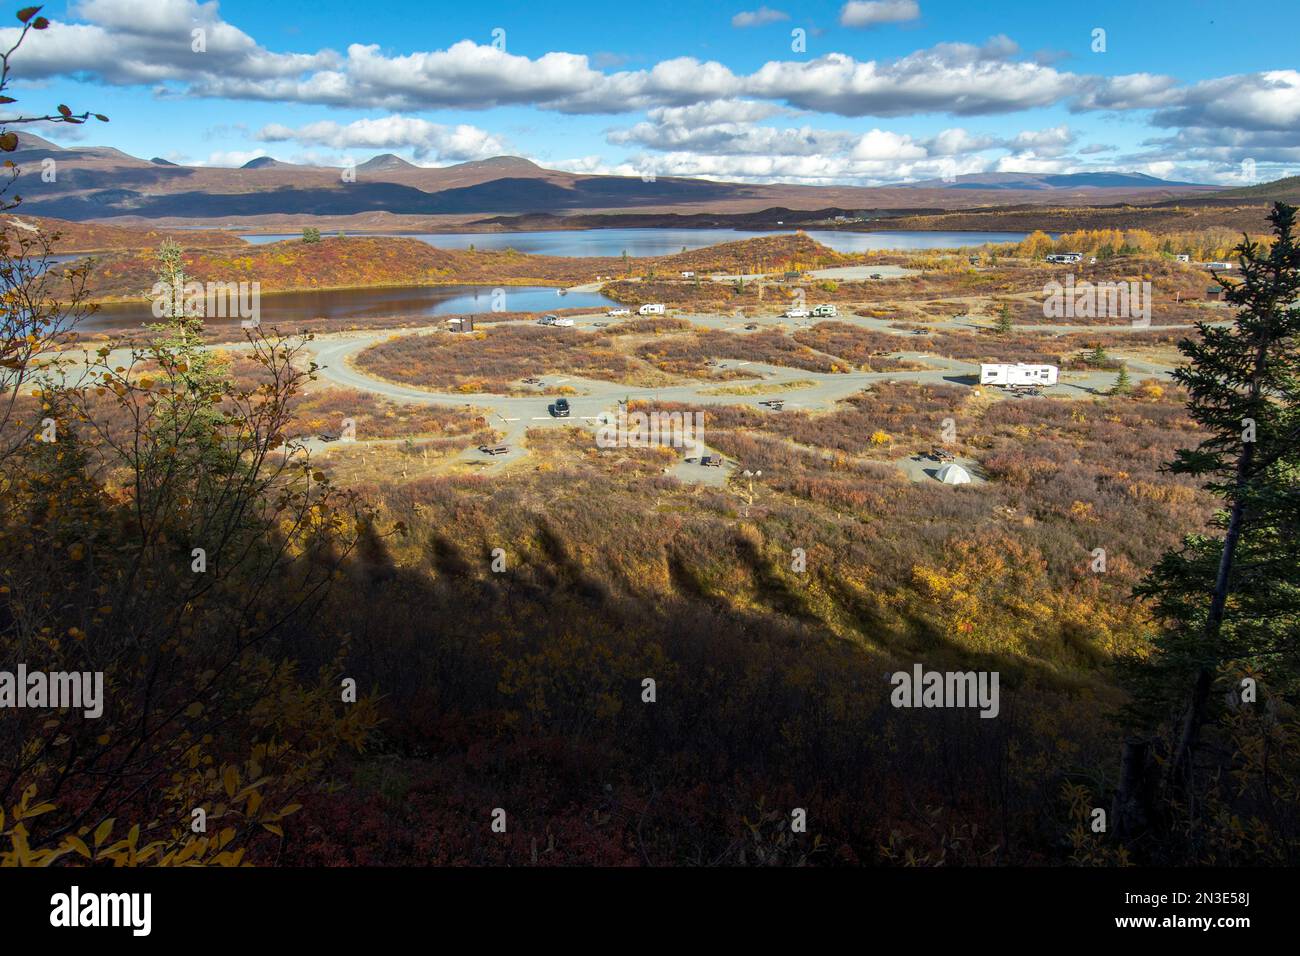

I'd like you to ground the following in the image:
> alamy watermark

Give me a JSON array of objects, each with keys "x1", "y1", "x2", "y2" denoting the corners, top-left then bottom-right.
[
  {"x1": 1043, "y1": 274, "x2": 1151, "y2": 328},
  {"x1": 889, "y1": 664, "x2": 1000, "y2": 719},
  {"x1": 596, "y1": 407, "x2": 705, "y2": 457},
  {"x1": 1, "y1": 665, "x2": 103, "y2": 718},
  {"x1": 50, "y1": 886, "x2": 150, "y2": 936},
  {"x1": 151, "y1": 278, "x2": 262, "y2": 328}
]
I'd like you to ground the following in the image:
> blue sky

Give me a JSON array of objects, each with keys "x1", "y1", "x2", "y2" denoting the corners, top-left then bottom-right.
[{"x1": 5, "y1": 0, "x2": 1298, "y2": 185}]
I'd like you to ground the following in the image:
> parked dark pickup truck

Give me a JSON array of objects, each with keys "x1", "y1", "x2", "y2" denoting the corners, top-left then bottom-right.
[
  {"x1": 479, "y1": 444, "x2": 510, "y2": 456},
  {"x1": 550, "y1": 398, "x2": 570, "y2": 418}
]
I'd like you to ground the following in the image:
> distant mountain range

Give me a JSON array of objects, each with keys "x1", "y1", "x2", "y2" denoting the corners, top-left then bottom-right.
[
  {"x1": 894, "y1": 171, "x2": 1205, "y2": 190},
  {"x1": 5, "y1": 133, "x2": 1225, "y2": 226}
]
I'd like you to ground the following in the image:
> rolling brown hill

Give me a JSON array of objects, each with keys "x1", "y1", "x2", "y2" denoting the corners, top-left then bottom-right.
[
  {"x1": 8, "y1": 133, "x2": 1219, "y2": 230},
  {"x1": 1, "y1": 212, "x2": 245, "y2": 253},
  {"x1": 73, "y1": 232, "x2": 844, "y2": 301}
]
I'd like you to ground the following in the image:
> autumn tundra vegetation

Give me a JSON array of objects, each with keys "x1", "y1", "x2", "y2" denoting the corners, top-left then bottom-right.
[{"x1": 1, "y1": 10, "x2": 1298, "y2": 869}]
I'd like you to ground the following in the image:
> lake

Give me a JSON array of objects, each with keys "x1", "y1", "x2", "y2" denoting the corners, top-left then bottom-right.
[
  {"x1": 237, "y1": 228, "x2": 1030, "y2": 256},
  {"x1": 84, "y1": 284, "x2": 616, "y2": 333},
  {"x1": 80, "y1": 227, "x2": 1031, "y2": 332}
]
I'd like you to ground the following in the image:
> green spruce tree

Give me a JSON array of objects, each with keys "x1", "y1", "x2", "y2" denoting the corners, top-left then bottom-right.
[
  {"x1": 994, "y1": 303, "x2": 1014, "y2": 336},
  {"x1": 1131, "y1": 202, "x2": 1300, "y2": 793}
]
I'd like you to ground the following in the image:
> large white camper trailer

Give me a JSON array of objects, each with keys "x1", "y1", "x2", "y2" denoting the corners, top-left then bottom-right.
[{"x1": 979, "y1": 363, "x2": 1059, "y2": 389}]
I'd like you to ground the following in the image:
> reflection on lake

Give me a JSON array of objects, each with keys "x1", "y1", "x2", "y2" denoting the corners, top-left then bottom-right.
[
  {"x1": 237, "y1": 228, "x2": 1030, "y2": 256},
  {"x1": 83, "y1": 284, "x2": 615, "y2": 332},
  {"x1": 80, "y1": 227, "x2": 1032, "y2": 332}
]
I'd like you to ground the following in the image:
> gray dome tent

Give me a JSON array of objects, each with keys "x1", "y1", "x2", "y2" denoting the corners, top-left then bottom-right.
[{"x1": 935, "y1": 463, "x2": 972, "y2": 485}]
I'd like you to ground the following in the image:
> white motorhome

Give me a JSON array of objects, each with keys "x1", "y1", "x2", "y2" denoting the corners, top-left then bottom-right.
[
  {"x1": 638, "y1": 303, "x2": 666, "y2": 315},
  {"x1": 979, "y1": 363, "x2": 1059, "y2": 388},
  {"x1": 812, "y1": 304, "x2": 838, "y2": 317}
]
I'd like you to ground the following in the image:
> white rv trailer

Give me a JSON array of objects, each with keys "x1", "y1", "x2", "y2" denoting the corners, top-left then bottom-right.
[
  {"x1": 638, "y1": 303, "x2": 666, "y2": 315},
  {"x1": 979, "y1": 363, "x2": 1059, "y2": 388}
]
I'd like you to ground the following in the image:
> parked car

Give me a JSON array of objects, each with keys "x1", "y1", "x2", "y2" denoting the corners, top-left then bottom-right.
[
  {"x1": 744, "y1": 323, "x2": 759, "y2": 330},
  {"x1": 538, "y1": 314, "x2": 557, "y2": 325},
  {"x1": 701, "y1": 454, "x2": 722, "y2": 467},
  {"x1": 478, "y1": 444, "x2": 510, "y2": 456},
  {"x1": 759, "y1": 400, "x2": 785, "y2": 410},
  {"x1": 550, "y1": 398, "x2": 571, "y2": 418},
  {"x1": 869, "y1": 273, "x2": 883, "y2": 280},
  {"x1": 607, "y1": 308, "x2": 631, "y2": 317},
  {"x1": 318, "y1": 433, "x2": 339, "y2": 442}
]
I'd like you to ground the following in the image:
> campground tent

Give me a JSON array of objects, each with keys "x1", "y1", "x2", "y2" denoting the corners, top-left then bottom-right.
[{"x1": 935, "y1": 463, "x2": 972, "y2": 485}]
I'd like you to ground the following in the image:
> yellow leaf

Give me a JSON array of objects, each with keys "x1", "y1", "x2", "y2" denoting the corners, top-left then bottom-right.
[
  {"x1": 93, "y1": 817, "x2": 114, "y2": 847},
  {"x1": 222, "y1": 765, "x2": 238, "y2": 798}
]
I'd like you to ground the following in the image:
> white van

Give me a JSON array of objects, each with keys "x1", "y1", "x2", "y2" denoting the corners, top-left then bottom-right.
[
  {"x1": 638, "y1": 303, "x2": 666, "y2": 315},
  {"x1": 979, "y1": 363, "x2": 1059, "y2": 388}
]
